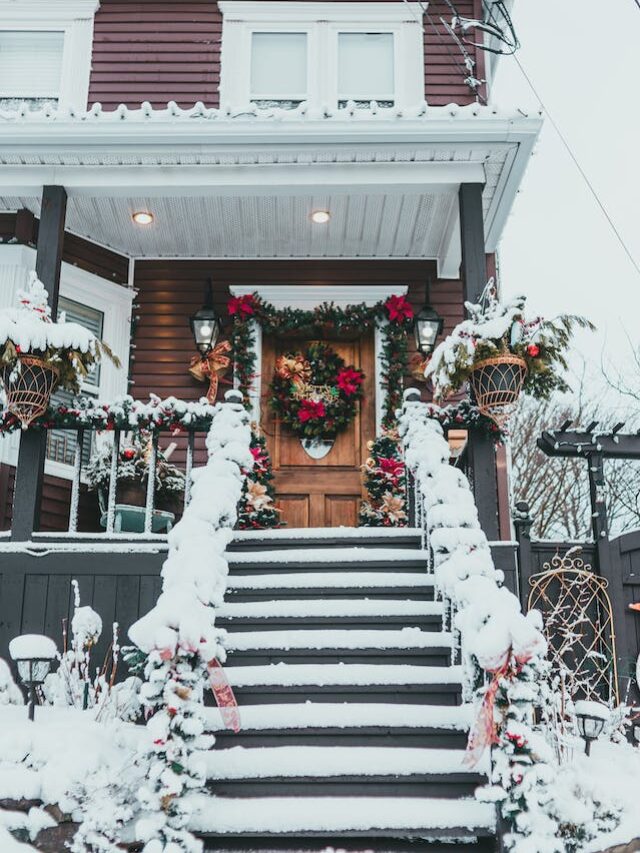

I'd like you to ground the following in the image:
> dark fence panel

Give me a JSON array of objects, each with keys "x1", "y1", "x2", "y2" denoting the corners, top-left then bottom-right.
[{"x1": 0, "y1": 550, "x2": 164, "y2": 676}]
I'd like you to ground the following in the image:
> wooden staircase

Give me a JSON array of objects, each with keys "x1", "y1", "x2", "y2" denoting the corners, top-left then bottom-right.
[{"x1": 196, "y1": 529, "x2": 496, "y2": 851}]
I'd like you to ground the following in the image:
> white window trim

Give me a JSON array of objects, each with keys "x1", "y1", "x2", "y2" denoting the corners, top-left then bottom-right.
[
  {"x1": 0, "y1": 244, "x2": 133, "y2": 481},
  {"x1": 219, "y1": 2, "x2": 425, "y2": 110},
  {"x1": 0, "y1": 0, "x2": 98, "y2": 110}
]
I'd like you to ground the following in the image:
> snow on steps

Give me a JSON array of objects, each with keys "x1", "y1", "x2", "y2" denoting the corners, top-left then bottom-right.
[
  {"x1": 205, "y1": 703, "x2": 473, "y2": 732},
  {"x1": 226, "y1": 571, "x2": 435, "y2": 590},
  {"x1": 227, "y1": 547, "x2": 427, "y2": 564},
  {"x1": 189, "y1": 795, "x2": 496, "y2": 837},
  {"x1": 225, "y1": 663, "x2": 463, "y2": 688},
  {"x1": 218, "y1": 599, "x2": 443, "y2": 620},
  {"x1": 205, "y1": 745, "x2": 489, "y2": 779},
  {"x1": 224, "y1": 627, "x2": 452, "y2": 651}
]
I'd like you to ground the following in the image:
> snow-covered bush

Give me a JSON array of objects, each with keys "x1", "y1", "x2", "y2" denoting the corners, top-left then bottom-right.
[
  {"x1": 126, "y1": 394, "x2": 252, "y2": 852},
  {"x1": 42, "y1": 579, "x2": 141, "y2": 722},
  {"x1": 0, "y1": 659, "x2": 23, "y2": 707}
]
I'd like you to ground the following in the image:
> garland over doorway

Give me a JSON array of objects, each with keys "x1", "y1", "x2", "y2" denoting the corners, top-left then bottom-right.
[{"x1": 228, "y1": 291, "x2": 413, "y2": 430}]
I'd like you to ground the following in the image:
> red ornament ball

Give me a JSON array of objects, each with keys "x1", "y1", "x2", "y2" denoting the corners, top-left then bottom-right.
[
  {"x1": 122, "y1": 447, "x2": 137, "y2": 461},
  {"x1": 526, "y1": 343, "x2": 540, "y2": 357}
]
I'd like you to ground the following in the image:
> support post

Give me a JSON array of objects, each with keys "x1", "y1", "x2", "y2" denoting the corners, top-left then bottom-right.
[
  {"x1": 11, "y1": 186, "x2": 67, "y2": 541},
  {"x1": 459, "y1": 183, "x2": 500, "y2": 540},
  {"x1": 513, "y1": 501, "x2": 534, "y2": 611}
]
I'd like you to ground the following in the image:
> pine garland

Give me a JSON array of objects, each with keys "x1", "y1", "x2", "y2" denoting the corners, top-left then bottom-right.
[
  {"x1": 237, "y1": 432, "x2": 281, "y2": 529},
  {"x1": 359, "y1": 431, "x2": 408, "y2": 527},
  {"x1": 228, "y1": 292, "x2": 413, "y2": 429}
]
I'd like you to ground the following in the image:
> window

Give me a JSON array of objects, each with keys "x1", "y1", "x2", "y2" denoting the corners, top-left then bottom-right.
[
  {"x1": 251, "y1": 32, "x2": 308, "y2": 108},
  {"x1": 0, "y1": 31, "x2": 64, "y2": 110},
  {"x1": 219, "y1": 2, "x2": 425, "y2": 111},
  {"x1": 338, "y1": 32, "x2": 395, "y2": 108},
  {"x1": 0, "y1": 0, "x2": 98, "y2": 111},
  {"x1": 46, "y1": 297, "x2": 105, "y2": 467}
]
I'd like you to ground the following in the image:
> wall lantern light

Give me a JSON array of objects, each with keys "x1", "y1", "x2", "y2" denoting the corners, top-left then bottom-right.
[
  {"x1": 413, "y1": 281, "x2": 444, "y2": 356},
  {"x1": 189, "y1": 280, "x2": 221, "y2": 356}
]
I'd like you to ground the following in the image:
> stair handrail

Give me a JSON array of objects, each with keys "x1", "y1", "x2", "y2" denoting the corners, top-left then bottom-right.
[
  {"x1": 127, "y1": 390, "x2": 253, "y2": 851},
  {"x1": 399, "y1": 390, "x2": 552, "y2": 846}
]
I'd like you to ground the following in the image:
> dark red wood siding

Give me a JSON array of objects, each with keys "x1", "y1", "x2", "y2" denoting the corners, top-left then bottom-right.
[
  {"x1": 132, "y1": 258, "x2": 464, "y2": 403},
  {"x1": 89, "y1": 2, "x2": 222, "y2": 110},
  {"x1": 88, "y1": 0, "x2": 484, "y2": 110}
]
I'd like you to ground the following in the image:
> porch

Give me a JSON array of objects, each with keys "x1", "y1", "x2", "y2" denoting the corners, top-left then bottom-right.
[{"x1": 0, "y1": 103, "x2": 542, "y2": 542}]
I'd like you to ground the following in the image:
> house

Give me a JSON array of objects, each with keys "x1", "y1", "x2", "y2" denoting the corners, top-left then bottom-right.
[{"x1": 0, "y1": 1, "x2": 543, "y2": 848}]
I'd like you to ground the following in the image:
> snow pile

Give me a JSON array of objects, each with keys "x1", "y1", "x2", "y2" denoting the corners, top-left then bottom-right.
[
  {"x1": 0, "y1": 273, "x2": 97, "y2": 356},
  {"x1": 127, "y1": 393, "x2": 252, "y2": 853},
  {"x1": 0, "y1": 660, "x2": 23, "y2": 706},
  {"x1": 8, "y1": 635, "x2": 57, "y2": 661},
  {"x1": 0, "y1": 705, "x2": 144, "y2": 848}
]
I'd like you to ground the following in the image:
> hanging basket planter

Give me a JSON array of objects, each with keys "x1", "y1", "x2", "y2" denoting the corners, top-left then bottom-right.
[
  {"x1": 469, "y1": 354, "x2": 527, "y2": 427},
  {"x1": 1, "y1": 355, "x2": 59, "y2": 429}
]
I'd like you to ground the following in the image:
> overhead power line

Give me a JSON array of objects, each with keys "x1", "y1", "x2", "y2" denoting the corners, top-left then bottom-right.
[{"x1": 513, "y1": 55, "x2": 640, "y2": 280}]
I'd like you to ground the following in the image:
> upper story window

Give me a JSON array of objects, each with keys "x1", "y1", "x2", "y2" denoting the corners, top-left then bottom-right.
[
  {"x1": 0, "y1": 0, "x2": 98, "y2": 112},
  {"x1": 0, "y1": 31, "x2": 64, "y2": 111},
  {"x1": 219, "y1": 2, "x2": 425, "y2": 111}
]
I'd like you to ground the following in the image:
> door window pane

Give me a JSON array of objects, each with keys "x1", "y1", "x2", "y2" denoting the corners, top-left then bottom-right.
[
  {"x1": 0, "y1": 31, "x2": 64, "y2": 104},
  {"x1": 251, "y1": 32, "x2": 307, "y2": 107},
  {"x1": 338, "y1": 32, "x2": 395, "y2": 106}
]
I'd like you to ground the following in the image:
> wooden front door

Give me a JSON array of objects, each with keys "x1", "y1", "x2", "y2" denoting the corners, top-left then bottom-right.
[{"x1": 261, "y1": 334, "x2": 376, "y2": 528}]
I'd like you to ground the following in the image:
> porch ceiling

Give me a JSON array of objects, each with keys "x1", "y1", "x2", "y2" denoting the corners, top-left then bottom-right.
[{"x1": 0, "y1": 103, "x2": 542, "y2": 277}]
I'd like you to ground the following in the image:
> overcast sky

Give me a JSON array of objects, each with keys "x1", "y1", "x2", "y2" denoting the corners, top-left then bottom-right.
[{"x1": 490, "y1": 0, "x2": 640, "y2": 395}]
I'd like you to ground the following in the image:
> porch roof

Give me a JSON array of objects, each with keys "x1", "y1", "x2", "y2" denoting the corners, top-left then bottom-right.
[{"x1": 0, "y1": 102, "x2": 542, "y2": 278}]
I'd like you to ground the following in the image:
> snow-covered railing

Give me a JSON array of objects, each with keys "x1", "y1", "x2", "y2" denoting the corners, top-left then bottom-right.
[
  {"x1": 126, "y1": 390, "x2": 253, "y2": 851},
  {"x1": 399, "y1": 391, "x2": 551, "y2": 846},
  {"x1": 3, "y1": 394, "x2": 222, "y2": 537}
]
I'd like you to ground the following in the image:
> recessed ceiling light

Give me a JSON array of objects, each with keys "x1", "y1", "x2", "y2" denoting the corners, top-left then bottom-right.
[
  {"x1": 311, "y1": 210, "x2": 330, "y2": 224},
  {"x1": 132, "y1": 211, "x2": 154, "y2": 225}
]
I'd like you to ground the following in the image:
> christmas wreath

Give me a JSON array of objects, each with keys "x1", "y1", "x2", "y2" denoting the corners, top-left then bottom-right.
[{"x1": 270, "y1": 342, "x2": 364, "y2": 440}]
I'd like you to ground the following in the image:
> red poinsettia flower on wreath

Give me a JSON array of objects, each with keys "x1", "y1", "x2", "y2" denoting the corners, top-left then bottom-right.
[
  {"x1": 337, "y1": 367, "x2": 363, "y2": 396},
  {"x1": 298, "y1": 400, "x2": 326, "y2": 422},
  {"x1": 228, "y1": 294, "x2": 255, "y2": 318},
  {"x1": 385, "y1": 294, "x2": 414, "y2": 324}
]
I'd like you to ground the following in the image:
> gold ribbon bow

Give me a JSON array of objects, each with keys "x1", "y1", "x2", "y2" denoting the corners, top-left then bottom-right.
[
  {"x1": 275, "y1": 354, "x2": 312, "y2": 390},
  {"x1": 189, "y1": 340, "x2": 232, "y2": 403}
]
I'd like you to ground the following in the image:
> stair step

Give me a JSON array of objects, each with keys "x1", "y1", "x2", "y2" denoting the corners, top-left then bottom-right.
[
  {"x1": 206, "y1": 702, "x2": 472, "y2": 732},
  {"x1": 218, "y1": 599, "x2": 443, "y2": 621},
  {"x1": 227, "y1": 548, "x2": 428, "y2": 574},
  {"x1": 225, "y1": 663, "x2": 463, "y2": 689},
  {"x1": 228, "y1": 528, "x2": 423, "y2": 553},
  {"x1": 224, "y1": 628, "x2": 452, "y2": 652},
  {"x1": 206, "y1": 746, "x2": 486, "y2": 792},
  {"x1": 226, "y1": 572, "x2": 435, "y2": 601},
  {"x1": 189, "y1": 794, "x2": 496, "y2": 838},
  {"x1": 224, "y1": 628, "x2": 452, "y2": 665}
]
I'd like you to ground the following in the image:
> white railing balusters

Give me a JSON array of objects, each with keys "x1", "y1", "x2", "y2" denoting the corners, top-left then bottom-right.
[
  {"x1": 67, "y1": 428, "x2": 84, "y2": 533},
  {"x1": 184, "y1": 431, "x2": 195, "y2": 509},
  {"x1": 144, "y1": 432, "x2": 158, "y2": 534},
  {"x1": 106, "y1": 429, "x2": 121, "y2": 534}
]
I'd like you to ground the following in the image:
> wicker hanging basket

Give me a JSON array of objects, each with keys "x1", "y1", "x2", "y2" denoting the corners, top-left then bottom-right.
[
  {"x1": 469, "y1": 354, "x2": 527, "y2": 427},
  {"x1": 1, "y1": 354, "x2": 60, "y2": 429}
]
